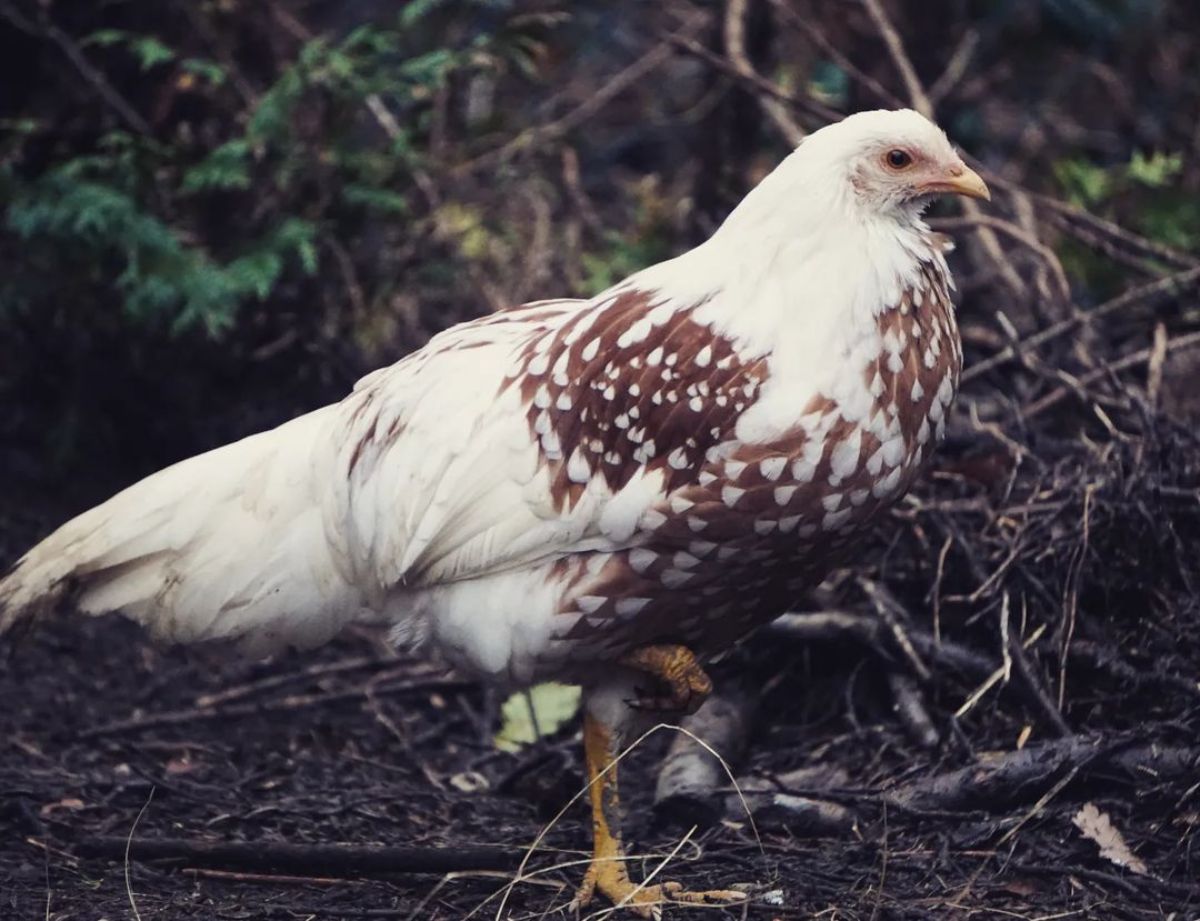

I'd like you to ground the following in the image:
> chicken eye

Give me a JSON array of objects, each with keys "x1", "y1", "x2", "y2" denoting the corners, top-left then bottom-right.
[{"x1": 885, "y1": 149, "x2": 913, "y2": 169}]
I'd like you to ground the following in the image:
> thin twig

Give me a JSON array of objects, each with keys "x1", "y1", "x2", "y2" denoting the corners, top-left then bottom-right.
[
  {"x1": 859, "y1": 0, "x2": 1027, "y2": 300},
  {"x1": 455, "y1": 14, "x2": 708, "y2": 176},
  {"x1": 82, "y1": 667, "x2": 464, "y2": 739},
  {"x1": 931, "y1": 214, "x2": 1071, "y2": 304},
  {"x1": 1034, "y1": 190, "x2": 1200, "y2": 271},
  {"x1": 193, "y1": 655, "x2": 384, "y2": 708},
  {"x1": 1146, "y1": 322, "x2": 1168, "y2": 408},
  {"x1": 81, "y1": 836, "x2": 521, "y2": 876},
  {"x1": 962, "y1": 266, "x2": 1200, "y2": 382},
  {"x1": 1022, "y1": 329, "x2": 1200, "y2": 420},
  {"x1": 769, "y1": 611, "x2": 995, "y2": 678},
  {"x1": 956, "y1": 624, "x2": 1047, "y2": 720},
  {"x1": 123, "y1": 788, "x2": 155, "y2": 921},
  {"x1": 725, "y1": 0, "x2": 806, "y2": 146},
  {"x1": 861, "y1": 0, "x2": 933, "y2": 117},
  {"x1": 1056, "y1": 485, "x2": 1092, "y2": 711},
  {"x1": 770, "y1": 0, "x2": 904, "y2": 109},
  {"x1": 927, "y1": 29, "x2": 980, "y2": 107},
  {"x1": 666, "y1": 34, "x2": 841, "y2": 125},
  {"x1": 0, "y1": 2, "x2": 152, "y2": 135}
]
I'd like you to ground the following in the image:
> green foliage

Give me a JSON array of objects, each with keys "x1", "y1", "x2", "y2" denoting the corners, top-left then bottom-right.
[
  {"x1": 494, "y1": 683, "x2": 582, "y2": 752},
  {"x1": 85, "y1": 29, "x2": 178, "y2": 71},
  {"x1": 1054, "y1": 157, "x2": 1113, "y2": 207},
  {"x1": 6, "y1": 164, "x2": 317, "y2": 333},
  {"x1": 1126, "y1": 151, "x2": 1183, "y2": 188},
  {"x1": 1, "y1": 12, "x2": 530, "y2": 337},
  {"x1": 181, "y1": 58, "x2": 228, "y2": 87},
  {"x1": 180, "y1": 140, "x2": 252, "y2": 193},
  {"x1": 809, "y1": 60, "x2": 850, "y2": 108},
  {"x1": 1054, "y1": 151, "x2": 1200, "y2": 289},
  {"x1": 1054, "y1": 150, "x2": 1189, "y2": 209},
  {"x1": 581, "y1": 180, "x2": 676, "y2": 295},
  {"x1": 582, "y1": 230, "x2": 669, "y2": 295}
]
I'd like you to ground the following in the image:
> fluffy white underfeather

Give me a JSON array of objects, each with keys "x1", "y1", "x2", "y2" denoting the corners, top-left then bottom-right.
[{"x1": 0, "y1": 109, "x2": 961, "y2": 682}]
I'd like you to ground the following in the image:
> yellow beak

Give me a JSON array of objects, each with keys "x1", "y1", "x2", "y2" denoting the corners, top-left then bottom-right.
[{"x1": 929, "y1": 165, "x2": 991, "y2": 201}]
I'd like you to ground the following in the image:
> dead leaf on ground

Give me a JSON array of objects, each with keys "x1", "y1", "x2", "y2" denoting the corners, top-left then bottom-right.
[
  {"x1": 1072, "y1": 802, "x2": 1148, "y2": 875},
  {"x1": 40, "y1": 797, "x2": 85, "y2": 818},
  {"x1": 494, "y1": 682, "x2": 581, "y2": 752}
]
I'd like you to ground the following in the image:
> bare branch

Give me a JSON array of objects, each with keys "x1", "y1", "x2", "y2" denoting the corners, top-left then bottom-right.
[
  {"x1": 724, "y1": 0, "x2": 806, "y2": 146},
  {"x1": 0, "y1": 2, "x2": 152, "y2": 136},
  {"x1": 858, "y1": 0, "x2": 1027, "y2": 300},
  {"x1": 455, "y1": 13, "x2": 709, "y2": 176},
  {"x1": 861, "y1": 0, "x2": 933, "y2": 118},
  {"x1": 962, "y1": 266, "x2": 1200, "y2": 382}
]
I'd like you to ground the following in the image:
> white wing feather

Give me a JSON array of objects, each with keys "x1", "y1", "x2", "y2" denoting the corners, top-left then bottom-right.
[
  {"x1": 331, "y1": 299, "x2": 658, "y2": 592},
  {"x1": 0, "y1": 297, "x2": 660, "y2": 652}
]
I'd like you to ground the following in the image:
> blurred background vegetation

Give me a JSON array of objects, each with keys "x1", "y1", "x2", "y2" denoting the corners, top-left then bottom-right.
[{"x1": 0, "y1": 0, "x2": 1196, "y2": 508}]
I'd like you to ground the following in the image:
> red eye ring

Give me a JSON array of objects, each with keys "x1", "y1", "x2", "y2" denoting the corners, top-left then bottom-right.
[{"x1": 886, "y1": 149, "x2": 913, "y2": 169}]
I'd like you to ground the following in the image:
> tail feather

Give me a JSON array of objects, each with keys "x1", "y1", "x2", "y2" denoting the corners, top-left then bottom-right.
[{"x1": 0, "y1": 406, "x2": 370, "y2": 653}]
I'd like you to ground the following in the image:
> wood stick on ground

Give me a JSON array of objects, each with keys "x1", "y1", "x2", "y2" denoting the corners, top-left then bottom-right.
[
  {"x1": 859, "y1": 578, "x2": 932, "y2": 682},
  {"x1": 884, "y1": 737, "x2": 1199, "y2": 813},
  {"x1": 729, "y1": 765, "x2": 856, "y2": 835},
  {"x1": 81, "y1": 667, "x2": 466, "y2": 739},
  {"x1": 956, "y1": 623, "x2": 1046, "y2": 720},
  {"x1": 182, "y1": 867, "x2": 347, "y2": 886},
  {"x1": 1006, "y1": 624, "x2": 1072, "y2": 737},
  {"x1": 193, "y1": 655, "x2": 387, "y2": 708},
  {"x1": 75, "y1": 836, "x2": 522, "y2": 877},
  {"x1": 886, "y1": 670, "x2": 939, "y2": 749},
  {"x1": 654, "y1": 688, "x2": 756, "y2": 827},
  {"x1": 769, "y1": 611, "x2": 995, "y2": 679}
]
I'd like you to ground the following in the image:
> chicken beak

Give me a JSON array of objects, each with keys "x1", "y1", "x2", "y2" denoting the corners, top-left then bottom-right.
[{"x1": 930, "y1": 164, "x2": 991, "y2": 201}]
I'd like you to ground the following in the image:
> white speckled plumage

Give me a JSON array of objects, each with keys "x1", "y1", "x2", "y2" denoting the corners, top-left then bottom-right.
[{"x1": 2, "y1": 110, "x2": 980, "y2": 715}]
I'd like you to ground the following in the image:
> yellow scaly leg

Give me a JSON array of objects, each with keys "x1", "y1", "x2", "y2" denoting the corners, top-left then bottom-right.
[{"x1": 570, "y1": 644, "x2": 747, "y2": 918}]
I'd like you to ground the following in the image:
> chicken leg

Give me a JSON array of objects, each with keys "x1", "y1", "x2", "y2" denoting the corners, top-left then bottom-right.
[{"x1": 570, "y1": 644, "x2": 747, "y2": 918}]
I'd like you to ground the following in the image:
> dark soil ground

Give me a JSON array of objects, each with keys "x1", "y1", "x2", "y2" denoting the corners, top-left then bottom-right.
[{"x1": 2, "y1": 582, "x2": 1198, "y2": 920}]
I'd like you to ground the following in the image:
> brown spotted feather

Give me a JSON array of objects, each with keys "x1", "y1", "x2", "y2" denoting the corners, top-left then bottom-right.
[{"x1": 500, "y1": 246, "x2": 961, "y2": 664}]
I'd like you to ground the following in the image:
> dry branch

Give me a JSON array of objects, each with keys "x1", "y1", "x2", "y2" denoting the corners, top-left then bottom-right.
[
  {"x1": 861, "y1": 0, "x2": 933, "y2": 118},
  {"x1": 769, "y1": 611, "x2": 996, "y2": 678},
  {"x1": 654, "y1": 688, "x2": 756, "y2": 827},
  {"x1": 962, "y1": 266, "x2": 1200, "y2": 382},
  {"x1": 886, "y1": 670, "x2": 939, "y2": 748},
  {"x1": 724, "y1": 0, "x2": 806, "y2": 146},
  {"x1": 81, "y1": 666, "x2": 466, "y2": 739},
  {"x1": 454, "y1": 12, "x2": 709, "y2": 176},
  {"x1": 769, "y1": 0, "x2": 904, "y2": 109},
  {"x1": 884, "y1": 738, "x2": 1200, "y2": 813},
  {"x1": 0, "y1": 2, "x2": 152, "y2": 136},
  {"x1": 75, "y1": 836, "x2": 521, "y2": 876},
  {"x1": 859, "y1": 0, "x2": 1027, "y2": 299},
  {"x1": 730, "y1": 765, "x2": 857, "y2": 835},
  {"x1": 1022, "y1": 329, "x2": 1200, "y2": 419},
  {"x1": 666, "y1": 33, "x2": 840, "y2": 125}
]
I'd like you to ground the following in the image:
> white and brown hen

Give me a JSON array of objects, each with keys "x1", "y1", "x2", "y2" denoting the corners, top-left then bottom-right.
[{"x1": 1, "y1": 108, "x2": 988, "y2": 916}]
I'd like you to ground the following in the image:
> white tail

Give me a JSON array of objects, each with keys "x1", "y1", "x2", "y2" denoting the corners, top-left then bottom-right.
[{"x1": 0, "y1": 406, "x2": 369, "y2": 655}]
